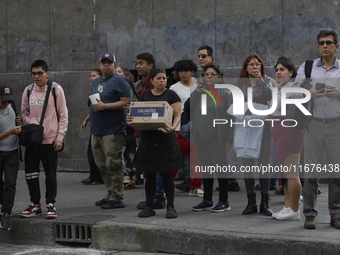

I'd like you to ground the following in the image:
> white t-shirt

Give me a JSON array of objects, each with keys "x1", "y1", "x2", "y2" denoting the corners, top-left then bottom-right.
[{"x1": 170, "y1": 81, "x2": 197, "y2": 131}]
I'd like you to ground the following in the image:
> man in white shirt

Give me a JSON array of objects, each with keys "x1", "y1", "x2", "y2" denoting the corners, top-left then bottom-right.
[{"x1": 170, "y1": 60, "x2": 204, "y2": 197}]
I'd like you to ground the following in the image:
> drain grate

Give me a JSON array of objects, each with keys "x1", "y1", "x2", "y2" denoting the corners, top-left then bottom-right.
[{"x1": 55, "y1": 223, "x2": 92, "y2": 243}]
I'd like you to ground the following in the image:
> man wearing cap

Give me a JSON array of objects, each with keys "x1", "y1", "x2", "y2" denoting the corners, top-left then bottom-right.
[
  {"x1": 91, "y1": 53, "x2": 131, "y2": 209},
  {"x1": 20, "y1": 60, "x2": 68, "y2": 219},
  {"x1": 0, "y1": 86, "x2": 21, "y2": 230}
]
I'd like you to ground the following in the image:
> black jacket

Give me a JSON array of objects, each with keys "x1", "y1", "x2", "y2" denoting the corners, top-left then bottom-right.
[{"x1": 190, "y1": 87, "x2": 234, "y2": 144}]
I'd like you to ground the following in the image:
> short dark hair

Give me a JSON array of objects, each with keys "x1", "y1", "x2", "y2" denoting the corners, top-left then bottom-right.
[
  {"x1": 198, "y1": 45, "x2": 213, "y2": 57},
  {"x1": 274, "y1": 57, "x2": 297, "y2": 78},
  {"x1": 92, "y1": 68, "x2": 102, "y2": 76},
  {"x1": 31, "y1": 60, "x2": 48, "y2": 72},
  {"x1": 204, "y1": 64, "x2": 223, "y2": 78},
  {"x1": 137, "y1": 53, "x2": 155, "y2": 66},
  {"x1": 175, "y1": 60, "x2": 198, "y2": 73},
  {"x1": 317, "y1": 28, "x2": 339, "y2": 44}
]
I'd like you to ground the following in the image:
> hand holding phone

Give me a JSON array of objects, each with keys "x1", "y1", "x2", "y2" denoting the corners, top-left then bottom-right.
[{"x1": 315, "y1": 83, "x2": 326, "y2": 93}]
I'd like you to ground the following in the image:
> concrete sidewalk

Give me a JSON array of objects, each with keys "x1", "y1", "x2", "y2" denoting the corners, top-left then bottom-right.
[{"x1": 0, "y1": 171, "x2": 339, "y2": 255}]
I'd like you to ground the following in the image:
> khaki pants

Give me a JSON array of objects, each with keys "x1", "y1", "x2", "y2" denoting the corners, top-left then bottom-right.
[
  {"x1": 303, "y1": 120, "x2": 340, "y2": 219},
  {"x1": 92, "y1": 134, "x2": 124, "y2": 202}
]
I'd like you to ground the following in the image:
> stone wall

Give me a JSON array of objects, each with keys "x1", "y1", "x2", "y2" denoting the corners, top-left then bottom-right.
[{"x1": 1, "y1": 0, "x2": 339, "y2": 171}]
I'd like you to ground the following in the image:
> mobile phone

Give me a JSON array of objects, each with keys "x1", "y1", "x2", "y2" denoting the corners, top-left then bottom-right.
[
  {"x1": 316, "y1": 83, "x2": 325, "y2": 93},
  {"x1": 158, "y1": 128, "x2": 166, "y2": 132}
]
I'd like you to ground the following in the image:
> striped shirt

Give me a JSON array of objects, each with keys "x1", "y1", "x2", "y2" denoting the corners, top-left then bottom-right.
[{"x1": 296, "y1": 58, "x2": 340, "y2": 119}]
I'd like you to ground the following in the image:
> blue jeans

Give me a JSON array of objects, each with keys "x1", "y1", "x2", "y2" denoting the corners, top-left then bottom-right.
[{"x1": 154, "y1": 173, "x2": 165, "y2": 198}]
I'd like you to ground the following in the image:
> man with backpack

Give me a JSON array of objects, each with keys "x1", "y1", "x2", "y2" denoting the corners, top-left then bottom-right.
[
  {"x1": 298, "y1": 28, "x2": 340, "y2": 229},
  {"x1": 20, "y1": 60, "x2": 68, "y2": 219}
]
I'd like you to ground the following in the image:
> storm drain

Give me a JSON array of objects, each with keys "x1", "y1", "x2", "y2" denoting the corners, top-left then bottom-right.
[{"x1": 55, "y1": 223, "x2": 92, "y2": 243}]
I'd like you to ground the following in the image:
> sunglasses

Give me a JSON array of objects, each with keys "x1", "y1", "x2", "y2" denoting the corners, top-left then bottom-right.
[
  {"x1": 318, "y1": 40, "x2": 335, "y2": 46},
  {"x1": 198, "y1": 54, "x2": 210, "y2": 59}
]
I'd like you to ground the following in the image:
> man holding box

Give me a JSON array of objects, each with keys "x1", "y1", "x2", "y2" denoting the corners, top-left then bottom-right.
[{"x1": 90, "y1": 53, "x2": 130, "y2": 209}]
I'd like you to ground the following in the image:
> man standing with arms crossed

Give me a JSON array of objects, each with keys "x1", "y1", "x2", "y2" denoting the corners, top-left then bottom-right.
[
  {"x1": 299, "y1": 28, "x2": 340, "y2": 229},
  {"x1": 92, "y1": 53, "x2": 130, "y2": 209}
]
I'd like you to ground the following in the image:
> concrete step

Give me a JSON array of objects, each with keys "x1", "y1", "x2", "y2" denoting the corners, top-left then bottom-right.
[{"x1": 0, "y1": 171, "x2": 338, "y2": 255}]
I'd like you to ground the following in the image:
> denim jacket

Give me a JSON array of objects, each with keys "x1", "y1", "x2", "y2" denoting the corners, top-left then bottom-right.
[{"x1": 227, "y1": 103, "x2": 268, "y2": 158}]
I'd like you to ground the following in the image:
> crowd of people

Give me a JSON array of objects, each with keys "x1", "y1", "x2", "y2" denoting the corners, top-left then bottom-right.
[{"x1": 0, "y1": 28, "x2": 339, "y2": 231}]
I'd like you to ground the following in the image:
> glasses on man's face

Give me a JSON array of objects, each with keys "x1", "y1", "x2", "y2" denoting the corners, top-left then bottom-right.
[
  {"x1": 31, "y1": 71, "x2": 45, "y2": 77},
  {"x1": 318, "y1": 40, "x2": 335, "y2": 46},
  {"x1": 205, "y1": 72, "x2": 218, "y2": 77},
  {"x1": 198, "y1": 54, "x2": 209, "y2": 59},
  {"x1": 248, "y1": 63, "x2": 261, "y2": 67}
]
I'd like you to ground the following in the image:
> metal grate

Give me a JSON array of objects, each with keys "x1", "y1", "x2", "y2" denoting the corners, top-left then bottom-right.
[{"x1": 55, "y1": 223, "x2": 92, "y2": 243}]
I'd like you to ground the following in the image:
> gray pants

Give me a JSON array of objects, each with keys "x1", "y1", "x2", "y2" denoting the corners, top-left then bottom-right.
[
  {"x1": 92, "y1": 134, "x2": 124, "y2": 202},
  {"x1": 303, "y1": 120, "x2": 340, "y2": 219}
]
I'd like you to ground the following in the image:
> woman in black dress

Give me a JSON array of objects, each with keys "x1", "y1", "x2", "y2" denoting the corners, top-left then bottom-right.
[{"x1": 127, "y1": 68, "x2": 182, "y2": 218}]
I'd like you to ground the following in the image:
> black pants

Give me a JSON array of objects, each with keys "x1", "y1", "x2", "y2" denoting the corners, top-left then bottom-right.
[
  {"x1": 87, "y1": 136, "x2": 102, "y2": 181},
  {"x1": 24, "y1": 144, "x2": 58, "y2": 205},
  {"x1": 203, "y1": 178, "x2": 229, "y2": 203},
  {"x1": 0, "y1": 150, "x2": 19, "y2": 213},
  {"x1": 145, "y1": 172, "x2": 174, "y2": 208},
  {"x1": 195, "y1": 132, "x2": 229, "y2": 203},
  {"x1": 242, "y1": 122, "x2": 272, "y2": 195}
]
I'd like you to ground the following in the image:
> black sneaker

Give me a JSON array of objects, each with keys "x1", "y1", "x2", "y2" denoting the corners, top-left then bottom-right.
[
  {"x1": 175, "y1": 181, "x2": 190, "y2": 192},
  {"x1": 137, "y1": 198, "x2": 165, "y2": 210},
  {"x1": 95, "y1": 199, "x2": 108, "y2": 206},
  {"x1": 228, "y1": 182, "x2": 240, "y2": 192},
  {"x1": 101, "y1": 200, "x2": 126, "y2": 209},
  {"x1": 0, "y1": 212, "x2": 11, "y2": 231},
  {"x1": 81, "y1": 177, "x2": 92, "y2": 184},
  {"x1": 166, "y1": 206, "x2": 177, "y2": 219},
  {"x1": 138, "y1": 206, "x2": 156, "y2": 218},
  {"x1": 152, "y1": 197, "x2": 166, "y2": 209},
  {"x1": 137, "y1": 201, "x2": 147, "y2": 210}
]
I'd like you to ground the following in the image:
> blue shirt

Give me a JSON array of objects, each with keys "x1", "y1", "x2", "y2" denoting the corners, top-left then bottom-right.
[
  {"x1": 296, "y1": 58, "x2": 340, "y2": 118},
  {"x1": 89, "y1": 74, "x2": 130, "y2": 135}
]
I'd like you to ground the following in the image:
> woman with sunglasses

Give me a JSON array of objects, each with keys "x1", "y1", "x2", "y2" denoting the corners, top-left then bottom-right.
[
  {"x1": 270, "y1": 57, "x2": 303, "y2": 221},
  {"x1": 237, "y1": 54, "x2": 273, "y2": 216},
  {"x1": 191, "y1": 65, "x2": 234, "y2": 212},
  {"x1": 127, "y1": 68, "x2": 182, "y2": 219}
]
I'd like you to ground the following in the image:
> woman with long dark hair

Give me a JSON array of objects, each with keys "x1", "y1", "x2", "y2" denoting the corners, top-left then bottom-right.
[{"x1": 270, "y1": 57, "x2": 303, "y2": 221}]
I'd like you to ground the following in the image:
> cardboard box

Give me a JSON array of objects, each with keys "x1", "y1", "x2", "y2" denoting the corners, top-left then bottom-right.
[{"x1": 129, "y1": 101, "x2": 173, "y2": 130}]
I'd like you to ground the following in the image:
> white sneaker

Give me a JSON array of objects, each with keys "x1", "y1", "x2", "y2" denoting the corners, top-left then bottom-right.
[
  {"x1": 272, "y1": 207, "x2": 289, "y2": 218},
  {"x1": 189, "y1": 189, "x2": 204, "y2": 197},
  {"x1": 274, "y1": 207, "x2": 300, "y2": 221}
]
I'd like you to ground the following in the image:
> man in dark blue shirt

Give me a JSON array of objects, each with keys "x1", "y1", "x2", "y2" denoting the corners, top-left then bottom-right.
[{"x1": 90, "y1": 53, "x2": 130, "y2": 209}]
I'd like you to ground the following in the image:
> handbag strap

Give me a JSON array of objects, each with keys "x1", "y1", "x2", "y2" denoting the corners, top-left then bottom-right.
[
  {"x1": 39, "y1": 80, "x2": 52, "y2": 127},
  {"x1": 304, "y1": 60, "x2": 314, "y2": 115}
]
